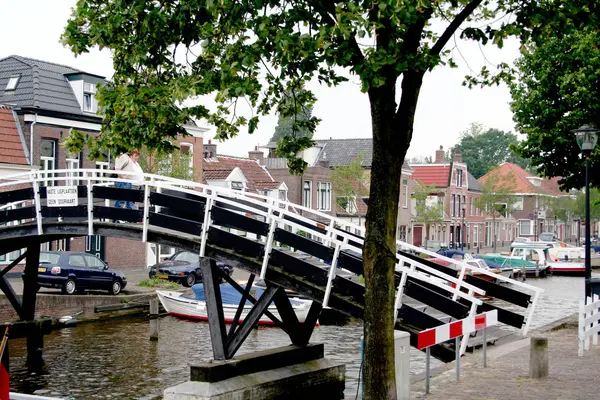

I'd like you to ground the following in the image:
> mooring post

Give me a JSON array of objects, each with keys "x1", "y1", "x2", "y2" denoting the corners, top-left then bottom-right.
[
  {"x1": 483, "y1": 327, "x2": 488, "y2": 368},
  {"x1": 149, "y1": 298, "x2": 159, "y2": 341},
  {"x1": 529, "y1": 336, "x2": 549, "y2": 379},
  {"x1": 455, "y1": 337, "x2": 461, "y2": 381},
  {"x1": 22, "y1": 244, "x2": 44, "y2": 371}
]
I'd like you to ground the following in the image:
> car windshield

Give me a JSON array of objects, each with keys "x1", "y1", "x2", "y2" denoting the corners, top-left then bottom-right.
[
  {"x1": 39, "y1": 253, "x2": 60, "y2": 264},
  {"x1": 173, "y1": 252, "x2": 199, "y2": 263},
  {"x1": 540, "y1": 233, "x2": 555, "y2": 241}
]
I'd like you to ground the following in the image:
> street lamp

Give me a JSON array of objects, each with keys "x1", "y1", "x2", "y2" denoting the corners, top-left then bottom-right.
[
  {"x1": 461, "y1": 202, "x2": 466, "y2": 251},
  {"x1": 572, "y1": 125, "x2": 599, "y2": 300}
]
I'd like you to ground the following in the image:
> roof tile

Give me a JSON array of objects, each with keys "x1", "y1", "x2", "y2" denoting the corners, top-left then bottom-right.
[
  {"x1": 203, "y1": 155, "x2": 280, "y2": 193},
  {"x1": 410, "y1": 164, "x2": 451, "y2": 187},
  {"x1": 478, "y1": 163, "x2": 566, "y2": 195},
  {"x1": 0, "y1": 106, "x2": 28, "y2": 165}
]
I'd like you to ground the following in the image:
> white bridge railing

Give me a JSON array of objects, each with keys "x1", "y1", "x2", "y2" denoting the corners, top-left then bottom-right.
[
  {"x1": 0, "y1": 168, "x2": 543, "y2": 345},
  {"x1": 579, "y1": 294, "x2": 600, "y2": 356}
]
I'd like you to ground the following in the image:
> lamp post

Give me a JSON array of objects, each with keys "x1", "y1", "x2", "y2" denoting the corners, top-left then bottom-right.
[
  {"x1": 572, "y1": 125, "x2": 599, "y2": 300},
  {"x1": 461, "y1": 202, "x2": 466, "y2": 251}
]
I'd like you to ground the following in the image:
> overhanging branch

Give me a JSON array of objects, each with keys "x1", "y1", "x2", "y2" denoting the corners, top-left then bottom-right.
[{"x1": 430, "y1": 0, "x2": 484, "y2": 56}]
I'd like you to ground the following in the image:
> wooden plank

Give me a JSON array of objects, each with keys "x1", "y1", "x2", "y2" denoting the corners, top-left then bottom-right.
[
  {"x1": 282, "y1": 214, "x2": 327, "y2": 234},
  {"x1": 272, "y1": 287, "x2": 302, "y2": 344},
  {"x1": 0, "y1": 187, "x2": 34, "y2": 204},
  {"x1": 93, "y1": 185, "x2": 144, "y2": 202},
  {"x1": 207, "y1": 228, "x2": 264, "y2": 259},
  {"x1": 0, "y1": 206, "x2": 36, "y2": 224},
  {"x1": 211, "y1": 206, "x2": 269, "y2": 236},
  {"x1": 228, "y1": 274, "x2": 256, "y2": 340},
  {"x1": 298, "y1": 300, "x2": 323, "y2": 345},
  {"x1": 465, "y1": 275, "x2": 531, "y2": 308},
  {"x1": 41, "y1": 205, "x2": 87, "y2": 219},
  {"x1": 215, "y1": 197, "x2": 269, "y2": 214},
  {"x1": 225, "y1": 284, "x2": 279, "y2": 359},
  {"x1": 149, "y1": 191, "x2": 205, "y2": 219},
  {"x1": 93, "y1": 206, "x2": 143, "y2": 223},
  {"x1": 332, "y1": 275, "x2": 365, "y2": 304},
  {"x1": 404, "y1": 279, "x2": 470, "y2": 320},
  {"x1": 148, "y1": 212, "x2": 202, "y2": 236},
  {"x1": 0, "y1": 275, "x2": 23, "y2": 319},
  {"x1": 274, "y1": 228, "x2": 334, "y2": 262},
  {"x1": 21, "y1": 245, "x2": 40, "y2": 321},
  {"x1": 0, "y1": 252, "x2": 27, "y2": 278},
  {"x1": 201, "y1": 258, "x2": 227, "y2": 360},
  {"x1": 269, "y1": 249, "x2": 328, "y2": 286},
  {"x1": 337, "y1": 251, "x2": 364, "y2": 275}
]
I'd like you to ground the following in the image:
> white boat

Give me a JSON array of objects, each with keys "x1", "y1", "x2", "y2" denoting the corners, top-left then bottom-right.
[
  {"x1": 156, "y1": 289, "x2": 314, "y2": 325},
  {"x1": 549, "y1": 246, "x2": 600, "y2": 268},
  {"x1": 510, "y1": 242, "x2": 583, "y2": 276}
]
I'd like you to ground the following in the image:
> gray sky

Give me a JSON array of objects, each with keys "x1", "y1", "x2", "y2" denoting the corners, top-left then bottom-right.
[{"x1": 1, "y1": 0, "x2": 521, "y2": 160}]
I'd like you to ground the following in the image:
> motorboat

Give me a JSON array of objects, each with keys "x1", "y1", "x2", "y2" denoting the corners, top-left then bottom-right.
[
  {"x1": 156, "y1": 283, "x2": 314, "y2": 325},
  {"x1": 509, "y1": 243, "x2": 582, "y2": 276},
  {"x1": 549, "y1": 246, "x2": 600, "y2": 268},
  {"x1": 433, "y1": 250, "x2": 516, "y2": 282}
]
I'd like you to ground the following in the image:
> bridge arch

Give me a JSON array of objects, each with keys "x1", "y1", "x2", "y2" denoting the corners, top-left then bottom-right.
[{"x1": 0, "y1": 169, "x2": 543, "y2": 362}]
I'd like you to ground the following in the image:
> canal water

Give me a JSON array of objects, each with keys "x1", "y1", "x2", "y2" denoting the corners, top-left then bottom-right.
[{"x1": 8, "y1": 273, "x2": 597, "y2": 399}]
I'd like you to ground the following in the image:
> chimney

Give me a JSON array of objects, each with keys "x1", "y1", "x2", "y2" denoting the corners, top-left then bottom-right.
[
  {"x1": 453, "y1": 149, "x2": 463, "y2": 163},
  {"x1": 435, "y1": 145, "x2": 445, "y2": 163},
  {"x1": 203, "y1": 140, "x2": 217, "y2": 159},
  {"x1": 248, "y1": 146, "x2": 264, "y2": 162}
]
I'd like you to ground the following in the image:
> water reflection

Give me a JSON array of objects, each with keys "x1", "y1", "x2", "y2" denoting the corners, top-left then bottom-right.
[{"x1": 9, "y1": 273, "x2": 595, "y2": 399}]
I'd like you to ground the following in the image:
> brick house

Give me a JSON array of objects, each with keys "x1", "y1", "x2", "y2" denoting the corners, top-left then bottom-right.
[
  {"x1": 0, "y1": 55, "x2": 207, "y2": 270},
  {"x1": 479, "y1": 162, "x2": 575, "y2": 243},
  {"x1": 410, "y1": 146, "x2": 483, "y2": 249},
  {"x1": 258, "y1": 138, "x2": 413, "y2": 240}
]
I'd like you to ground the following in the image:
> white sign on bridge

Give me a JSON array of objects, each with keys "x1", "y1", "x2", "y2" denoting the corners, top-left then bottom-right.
[{"x1": 47, "y1": 186, "x2": 78, "y2": 207}]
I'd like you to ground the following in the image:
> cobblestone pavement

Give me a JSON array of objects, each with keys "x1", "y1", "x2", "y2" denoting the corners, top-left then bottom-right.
[{"x1": 411, "y1": 326, "x2": 600, "y2": 400}]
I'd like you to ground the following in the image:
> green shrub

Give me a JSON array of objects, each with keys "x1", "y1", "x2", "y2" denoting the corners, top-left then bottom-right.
[{"x1": 138, "y1": 277, "x2": 181, "y2": 290}]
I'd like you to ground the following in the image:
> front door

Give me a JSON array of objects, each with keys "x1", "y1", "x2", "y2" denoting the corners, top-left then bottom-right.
[
  {"x1": 413, "y1": 226, "x2": 423, "y2": 247},
  {"x1": 86, "y1": 235, "x2": 105, "y2": 260}
]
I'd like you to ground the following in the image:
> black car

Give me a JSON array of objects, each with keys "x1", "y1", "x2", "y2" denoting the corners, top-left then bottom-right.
[
  {"x1": 149, "y1": 251, "x2": 233, "y2": 287},
  {"x1": 31, "y1": 251, "x2": 127, "y2": 295}
]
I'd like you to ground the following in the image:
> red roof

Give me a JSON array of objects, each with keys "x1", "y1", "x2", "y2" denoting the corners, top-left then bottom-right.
[
  {"x1": 478, "y1": 163, "x2": 565, "y2": 195},
  {"x1": 202, "y1": 155, "x2": 279, "y2": 193},
  {"x1": 410, "y1": 164, "x2": 451, "y2": 187},
  {"x1": 0, "y1": 106, "x2": 28, "y2": 165}
]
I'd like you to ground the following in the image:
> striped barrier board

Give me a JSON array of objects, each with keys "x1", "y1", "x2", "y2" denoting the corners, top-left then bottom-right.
[{"x1": 417, "y1": 310, "x2": 498, "y2": 350}]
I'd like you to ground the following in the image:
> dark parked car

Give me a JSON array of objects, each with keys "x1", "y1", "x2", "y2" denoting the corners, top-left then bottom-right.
[
  {"x1": 149, "y1": 251, "x2": 233, "y2": 287},
  {"x1": 31, "y1": 251, "x2": 127, "y2": 295}
]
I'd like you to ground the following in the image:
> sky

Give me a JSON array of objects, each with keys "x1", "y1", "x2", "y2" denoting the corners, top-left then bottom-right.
[{"x1": 0, "y1": 0, "x2": 521, "y2": 160}]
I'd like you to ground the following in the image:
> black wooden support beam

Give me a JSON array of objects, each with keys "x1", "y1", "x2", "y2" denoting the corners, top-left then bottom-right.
[
  {"x1": 272, "y1": 287, "x2": 302, "y2": 345},
  {"x1": 21, "y1": 245, "x2": 40, "y2": 322},
  {"x1": 220, "y1": 272, "x2": 283, "y2": 327},
  {"x1": 298, "y1": 300, "x2": 323, "y2": 345},
  {"x1": 0, "y1": 276, "x2": 23, "y2": 320},
  {"x1": 201, "y1": 257, "x2": 227, "y2": 360},
  {"x1": 0, "y1": 251, "x2": 27, "y2": 278},
  {"x1": 227, "y1": 273, "x2": 255, "y2": 341},
  {"x1": 225, "y1": 284, "x2": 279, "y2": 359}
]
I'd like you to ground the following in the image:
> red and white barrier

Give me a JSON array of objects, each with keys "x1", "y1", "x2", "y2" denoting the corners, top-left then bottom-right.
[{"x1": 417, "y1": 310, "x2": 498, "y2": 350}]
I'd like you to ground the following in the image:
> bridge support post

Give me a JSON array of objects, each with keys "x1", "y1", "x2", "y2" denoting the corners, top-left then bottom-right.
[
  {"x1": 21, "y1": 243, "x2": 44, "y2": 372},
  {"x1": 149, "y1": 299, "x2": 159, "y2": 341}
]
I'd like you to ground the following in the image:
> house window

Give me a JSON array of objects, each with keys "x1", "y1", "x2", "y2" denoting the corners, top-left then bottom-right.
[
  {"x1": 398, "y1": 225, "x2": 407, "y2": 242},
  {"x1": 5, "y1": 75, "x2": 20, "y2": 91},
  {"x1": 278, "y1": 189, "x2": 286, "y2": 208},
  {"x1": 462, "y1": 195, "x2": 466, "y2": 216},
  {"x1": 402, "y1": 179, "x2": 408, "y2": 208},
  {"x1": 303, "y1": 181, "x2": 312, "y2": 208},
  {"x1": 473, "y1": 225, "x2": 479, "y2": 246},
  {"x1": 83, "y1": 82, "x2": 97, "y2": 113},
  {"x1": 519, "y1": 220, "x2": 532, "y2": 235},
  {"x1": 470, "y1": 197, "x2": 473, "y2": 216},
  {"x1": 40, "y1": 139, "x2": 56, "y2": 187},
  {"x1": 231, "y1": 181, "x2": 244, "y2": 190},
  {"x1": 317, "y1": 182, "x2": 331, "y2": 211},
  {"x1": 456, "y1": 169, "x2": 463, "y2": 187},
  {"x1": 513, "y1": 196, "x2": 524, "y2": 211},
  {"x1": 451, "y1": 194, "x2": 455, "y2": 217},
  {"x1": 180, "y1": 142, "x2": 194, "y2": 170}
]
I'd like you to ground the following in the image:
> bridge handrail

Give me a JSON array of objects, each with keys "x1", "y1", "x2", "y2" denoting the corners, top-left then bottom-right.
[{"x1": 0, "y1": 168, "x2": 543, "y2": 337}]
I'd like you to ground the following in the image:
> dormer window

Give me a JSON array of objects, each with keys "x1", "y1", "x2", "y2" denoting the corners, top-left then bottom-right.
[
  {"x1": 231, "y1": 181, "x2": 244, "y2": 190},
  {"x1": 83, "y1": 82, "x2": 97, "y2": 112},
  {"x1": 5, "y1": 75, "x2": 20, "y2": 91}
]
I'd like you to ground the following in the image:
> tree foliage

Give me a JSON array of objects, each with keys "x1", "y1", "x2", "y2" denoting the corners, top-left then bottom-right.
[
  {"x1": 62, "y1": 1, "x2": 600, "y2": 397},
  {"x1": 138, "y1": 146, "x2": 195, "y2": 181},
  {"x1": 479, "y1": 170, "x2": 517, "y2": 252},
  {"x1": 510, "y1": 28, "x2": 600, "y2": 190},
  {"x1": 270, "y1": 89, "x2": 314, "y2": 144},
  {"x1": 452, "y1": 123, "x2": 529, "y2": 178},
  {"x1": 331, "y1": 154, "x2": 369, "y2": 222},
  {"x1": 412, "y1": 182, "x2": 444, "y2": 228}
]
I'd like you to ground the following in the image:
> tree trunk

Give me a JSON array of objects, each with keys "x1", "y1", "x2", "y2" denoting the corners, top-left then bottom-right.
[{"x1": 363, "y1": 71, "x2": 424, "y2": 399}]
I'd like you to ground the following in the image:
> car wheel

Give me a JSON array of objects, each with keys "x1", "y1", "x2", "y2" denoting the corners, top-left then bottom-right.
[
  {"x1": 110, "y1": 280, "x2": 122, "y2": 295},
  {"x1": 62, "y1": 279, "x2": 76, "y2": 295},
  {"x1": 184, "y1": 273, "x2": 196, "y2": 287}
]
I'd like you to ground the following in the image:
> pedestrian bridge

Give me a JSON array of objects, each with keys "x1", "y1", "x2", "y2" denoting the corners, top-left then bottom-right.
[{"x1": 0, "y1": 169, "x2": 542, "y2": 362}]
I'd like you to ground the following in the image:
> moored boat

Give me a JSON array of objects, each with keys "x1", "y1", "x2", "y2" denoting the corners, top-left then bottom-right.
[{"x1": 156, "y1": 284, "x2": 313, "y2": 325}]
